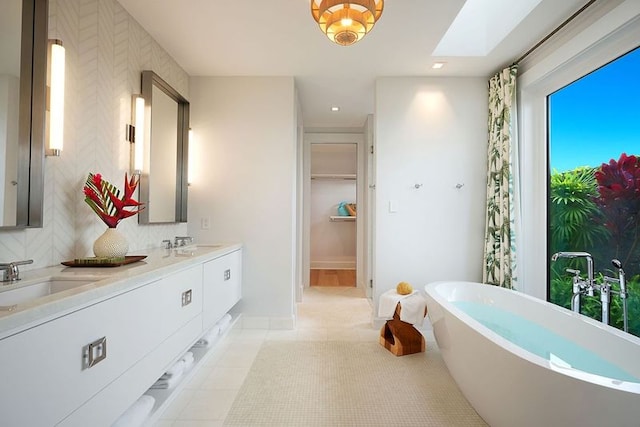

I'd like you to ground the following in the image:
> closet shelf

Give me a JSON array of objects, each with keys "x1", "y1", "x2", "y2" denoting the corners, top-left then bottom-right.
[
  {"x1": 311, "y1": 173, "x2": 356, "y2": 180},
  {"x1": 330, "y1": 216, "x2": 356, "y2": 222}
]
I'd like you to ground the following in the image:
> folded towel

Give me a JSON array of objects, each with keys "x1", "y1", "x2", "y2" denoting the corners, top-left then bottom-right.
[
  {"x1": 150, "y1": 374, "x2": 181, "y2": 390},
  {"x1": 182, "y1": 351, "x2": 194, "y2": 363},
  {"x1": 217, "y1": 313, "x2": 232, "y2": 333},
  {"x1": 111, "y1": 395, "x2": 155, "y2": 427},
  {"x1": 192, "y1": 336, "x2": 218, "y2": 349},
  {"x1": 192, "y1": 324, "x2": 221, "y2": 348},
  {"x1": 396, "y1": 292, "x2": 428, "y2": 326},
  {"x1": 378, "y1": 289, "x2": 427, "y2": 326},
  {"x1": 160, "y1": 359, "x2": 185, "y2": 380},
  {"x1": 182, "y1": 351, "x2": 194, "y2": 371}
]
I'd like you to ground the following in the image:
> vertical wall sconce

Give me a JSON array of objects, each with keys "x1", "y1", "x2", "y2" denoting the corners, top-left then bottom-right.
[
  {"x1": 47, "y1": 39, "x2": 65, "y2": 156},
  {"x1": 127, "y1": 95, "x2": 145, "y2": 174},
  {"x1": 187, "y1": 128, "x2": 193, "y2": 185}
]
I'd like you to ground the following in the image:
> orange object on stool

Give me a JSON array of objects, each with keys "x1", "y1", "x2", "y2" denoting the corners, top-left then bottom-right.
[{"x1": 379, "y1": 303, "x2": 427, "y2": 356}]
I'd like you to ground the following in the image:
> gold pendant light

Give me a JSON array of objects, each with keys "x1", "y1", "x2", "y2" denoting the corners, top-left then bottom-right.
[{"x1": 311, "y1": 0, "x2": 384, "y2": 46}]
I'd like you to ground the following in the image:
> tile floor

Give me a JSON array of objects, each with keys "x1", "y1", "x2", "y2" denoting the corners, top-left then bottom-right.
[{"x1": 151, "y1": 286, "x2": 433, "y2": 426}]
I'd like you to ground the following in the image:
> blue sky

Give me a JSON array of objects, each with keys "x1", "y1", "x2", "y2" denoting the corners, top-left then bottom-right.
[{"x1": 548, "y1": 46, "x2": 640, "y2": 173}]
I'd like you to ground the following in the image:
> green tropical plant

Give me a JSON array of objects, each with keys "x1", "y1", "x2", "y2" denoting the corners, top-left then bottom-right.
[{"x1": 549, "y1": 167, "x2": 609, "y2": 255}]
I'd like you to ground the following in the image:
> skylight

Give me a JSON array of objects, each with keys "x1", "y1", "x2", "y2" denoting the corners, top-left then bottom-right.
[{"x1": 433, "y1": 0, "x2": 542, "y2": 56}]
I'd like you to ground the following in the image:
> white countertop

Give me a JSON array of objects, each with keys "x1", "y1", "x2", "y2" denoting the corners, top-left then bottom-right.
[{"x1": 0, "y1": 243, "x2": 242, "y2": 339}]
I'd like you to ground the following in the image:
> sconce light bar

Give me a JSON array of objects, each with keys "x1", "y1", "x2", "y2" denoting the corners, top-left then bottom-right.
[
  {"x1": 187, "y1": 128, "x2": 193, "y2": 186},
  {"x1": 47, "y1": 39, "x2": 65, "y2": 156},
  {"x1": 129, "y1": 95, "x2": 145, "y2": 174}
]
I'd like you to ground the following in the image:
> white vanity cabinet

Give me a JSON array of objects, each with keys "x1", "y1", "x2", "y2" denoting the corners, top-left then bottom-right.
[
  {"x1": 203, "y1": 249, "x2": 242, "y2": 330},
  {"x1": 0, "y1": 264, "x2": 203, "y2": 427}
]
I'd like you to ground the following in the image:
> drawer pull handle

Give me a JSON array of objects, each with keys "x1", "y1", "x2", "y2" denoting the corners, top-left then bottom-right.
[
  {"x1": 182, "y1": 289, "x2": 192, "y2": 307},
  {"x1": 84, "y1": 336, "x2": 107, "y2": 369},
  {"x1": 224, "y1": 269, "x2": 231, "y2": 281}
]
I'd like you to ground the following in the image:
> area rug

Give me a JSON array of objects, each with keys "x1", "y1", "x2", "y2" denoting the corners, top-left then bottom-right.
[{"x1": 223, "y1": 341, "x2": 487, "y2": 426}]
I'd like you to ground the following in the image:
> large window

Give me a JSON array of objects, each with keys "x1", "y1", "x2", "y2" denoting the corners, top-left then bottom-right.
[{"x1": 548, "y1": 46, "x2": 640, "y2": 336}]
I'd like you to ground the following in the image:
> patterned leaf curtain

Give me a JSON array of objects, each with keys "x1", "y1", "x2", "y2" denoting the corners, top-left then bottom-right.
[{"x1": 483, "y1": 65, "x2": 519, "y2": 289}]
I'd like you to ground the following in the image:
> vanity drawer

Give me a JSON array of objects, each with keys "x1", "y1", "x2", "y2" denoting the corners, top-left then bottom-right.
[
  {"x1": 203, "y1": 249, "x2": 242, "y2": 330},
  {"x1": 59, "y1": 315, "x2": 203, "y2": 427},
  {"x1": 0, "y1": 264, "x2": 203, "y2": 426}
]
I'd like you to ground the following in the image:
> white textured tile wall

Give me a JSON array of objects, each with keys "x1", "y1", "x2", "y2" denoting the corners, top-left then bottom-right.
[{"x1": 0, "y1": 0, "x2": 188, "y2": 269}]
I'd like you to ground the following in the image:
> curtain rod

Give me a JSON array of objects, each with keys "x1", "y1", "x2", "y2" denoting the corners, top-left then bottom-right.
[{"x1": 513, "y1": 0, "x2": 599, "y2": 65}]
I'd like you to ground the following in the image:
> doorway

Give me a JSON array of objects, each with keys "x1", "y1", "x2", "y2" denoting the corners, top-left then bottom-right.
[
  {"x1": 309, "y1": 143, "x2": 357, "y2": 287},
  {"x1": 300, "y1": 131, "x2": 370, "y2": 300}
]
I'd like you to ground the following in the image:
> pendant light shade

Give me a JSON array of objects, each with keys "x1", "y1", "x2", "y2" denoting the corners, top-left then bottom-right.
[{"x1": 311, "y1": 0, "x2": 384, "y2": 46}]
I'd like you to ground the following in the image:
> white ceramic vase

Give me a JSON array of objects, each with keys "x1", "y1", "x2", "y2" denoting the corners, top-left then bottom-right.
[{"x1": 93, "y1": 228, "x2": 129, "y2": 258}]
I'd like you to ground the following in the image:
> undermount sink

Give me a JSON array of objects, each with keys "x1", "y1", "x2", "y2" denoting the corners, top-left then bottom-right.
[
  {"x1": 173, "y1": 244, "x2": 223, "y2": 255},
  {"x1": 0, "y1": 277, "x2": 96, "y2": 308}
]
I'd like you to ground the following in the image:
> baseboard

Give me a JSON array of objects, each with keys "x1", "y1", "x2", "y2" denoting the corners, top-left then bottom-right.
[{"x1": 310, "y1": 261, "x2": 356, "y2": 269}]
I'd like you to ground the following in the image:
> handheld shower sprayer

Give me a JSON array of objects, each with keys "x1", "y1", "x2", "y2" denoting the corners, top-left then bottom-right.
[{"x1": 612, "y1": 259, "x2": 628, "y2": 333}]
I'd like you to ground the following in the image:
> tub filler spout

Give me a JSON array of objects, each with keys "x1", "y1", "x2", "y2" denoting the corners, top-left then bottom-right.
[
  {"x1": 551, "y1": 251, "x2": 594, "y2": 285},
  {"x1": 551, "y1": 251, "x2": 595, "y2": 314}
]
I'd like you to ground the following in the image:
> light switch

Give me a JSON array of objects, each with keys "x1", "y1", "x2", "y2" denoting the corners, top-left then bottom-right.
[
  {"x1": 389, "y1": 200, "x2": 398, "y2": 213},
  {"x1": 201, "y1": 217, "x2": 210, "y2": 229}
]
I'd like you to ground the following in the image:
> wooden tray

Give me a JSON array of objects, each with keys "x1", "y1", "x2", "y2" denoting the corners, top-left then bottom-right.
[{"x1": 61, "y1": 255, "x2": 147, "y2": 268}]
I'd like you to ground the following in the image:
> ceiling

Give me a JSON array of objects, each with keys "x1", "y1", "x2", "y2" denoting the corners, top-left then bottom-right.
[{"x1": 117, "y1": 0, "x2": 588, "y2": 129}]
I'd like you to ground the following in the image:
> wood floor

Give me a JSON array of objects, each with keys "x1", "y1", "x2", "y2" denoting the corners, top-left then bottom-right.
[{"x1": 310, "y1": 269, "x2": 356, "y2": 287}]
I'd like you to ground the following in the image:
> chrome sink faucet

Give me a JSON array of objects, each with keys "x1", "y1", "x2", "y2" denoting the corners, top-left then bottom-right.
[
  {"x1": 174, "y1": 236, "x2": 193, "y2": 247},
  {"x1": 0, "y1": 259, "x2": 34, "y2": 283}
]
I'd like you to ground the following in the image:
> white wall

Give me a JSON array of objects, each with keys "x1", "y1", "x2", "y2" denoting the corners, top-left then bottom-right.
[
  {"x1": 188, "y1": 76, "x2": 297, "y2": 328},
  {"x1": 0, "y1": 0, "x2": 188, "y2": 268},
  {"x1": 518, "y1": 0, "x2": 640, "y2": 299},
  {"x1": 373, "y1": 77, "x2": 488, "y2": 305}
]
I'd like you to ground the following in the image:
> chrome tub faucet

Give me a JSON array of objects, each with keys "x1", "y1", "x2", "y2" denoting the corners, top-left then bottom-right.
[
  {"x1": 551, "y1": 252, "x2": 594, "y2": 313},
  {"x1": 552, "y1": 252, "x2": 631, "y2": 333}
]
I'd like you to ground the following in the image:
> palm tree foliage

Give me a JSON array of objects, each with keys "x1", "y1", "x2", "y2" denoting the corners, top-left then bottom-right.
[{"x1": 549, "y1": 167, "x2": 608, "y2": 254}]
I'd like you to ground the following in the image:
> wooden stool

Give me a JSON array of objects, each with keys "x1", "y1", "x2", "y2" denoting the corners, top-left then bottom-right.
[{"x1": 379, "y1": 303, "x2": 426, "y2": 356}]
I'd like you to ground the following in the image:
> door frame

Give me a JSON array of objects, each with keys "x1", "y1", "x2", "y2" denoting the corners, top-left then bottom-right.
[{"x1": 300, "y1": 132, "x2": 367, "y2": 299}]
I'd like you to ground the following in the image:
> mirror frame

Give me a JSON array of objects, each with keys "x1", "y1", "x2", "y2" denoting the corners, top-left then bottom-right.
[
  {"x1": 1, "y1": 0, "x2": 48, "y2": 229},
  {"x1": 138, "y1": 70, "x2": 189, "y2": 224}
]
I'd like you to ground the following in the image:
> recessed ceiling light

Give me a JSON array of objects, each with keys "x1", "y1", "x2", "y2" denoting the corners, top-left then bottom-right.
[
  {"x1": 432, "y1": 62, "x2": 445, "y2": 69},
  {"x1": 331, "y1": 106, "x2": 340, "y2": 112}
]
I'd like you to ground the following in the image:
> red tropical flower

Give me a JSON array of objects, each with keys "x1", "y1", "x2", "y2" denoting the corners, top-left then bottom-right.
[
  {"x1": 594, "y1": 153, "x2": 640, "y2": 266},
  {"x1": 83, "y1": 172, "x2": 144, "y2": 228}
]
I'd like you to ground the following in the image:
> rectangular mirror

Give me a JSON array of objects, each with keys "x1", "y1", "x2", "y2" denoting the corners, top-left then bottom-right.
[
  {"x1": 0, "y1": 0, "x2": 47, "y2": 229},
  {"x1": 138, "y1": 70, "x2": 189, "y2": 224}
]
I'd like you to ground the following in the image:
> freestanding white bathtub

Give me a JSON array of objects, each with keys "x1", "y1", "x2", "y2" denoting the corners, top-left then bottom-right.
[{"x1": 424, "y1": 281, "x2": 640, "y2": 427}]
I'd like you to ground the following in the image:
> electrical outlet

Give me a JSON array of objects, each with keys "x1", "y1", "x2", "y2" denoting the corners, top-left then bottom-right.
[{"x1": 201, "y1": 217, "x2": 210, "y2": 229}]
